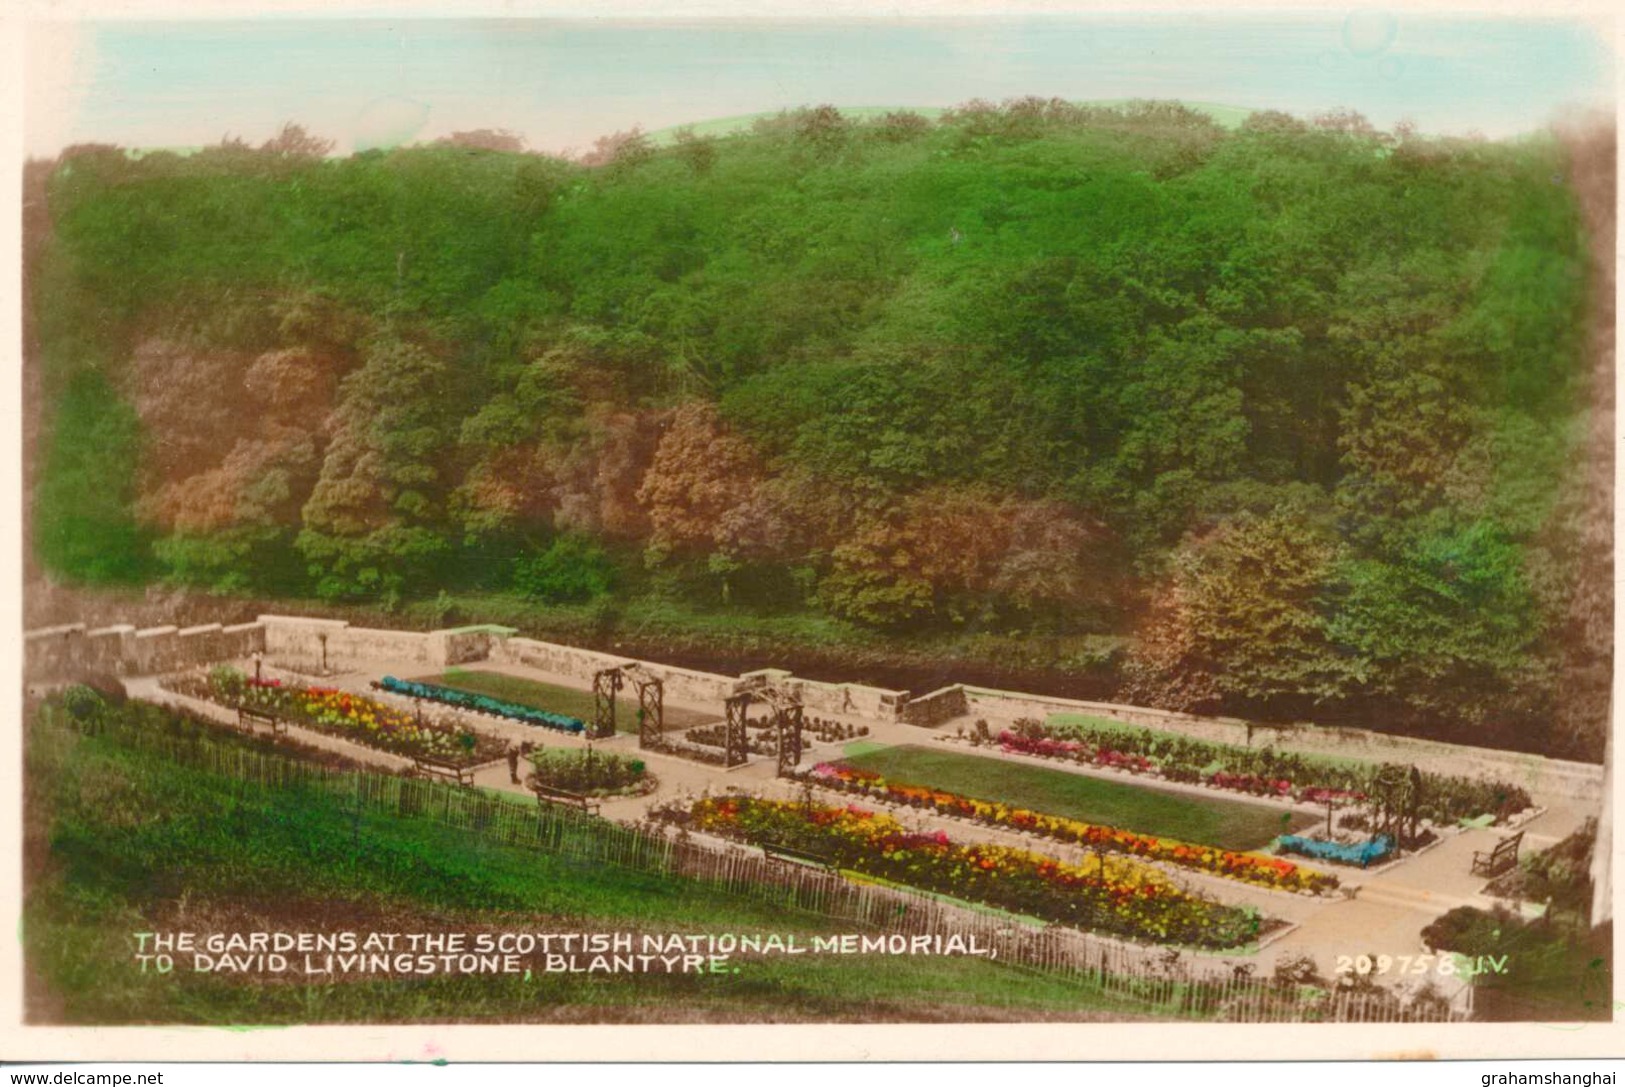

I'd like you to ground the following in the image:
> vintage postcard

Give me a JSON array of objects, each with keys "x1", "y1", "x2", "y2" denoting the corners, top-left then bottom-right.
[{"x1": 4, "y1": 0, "x2": 1620, "y2": 1063}]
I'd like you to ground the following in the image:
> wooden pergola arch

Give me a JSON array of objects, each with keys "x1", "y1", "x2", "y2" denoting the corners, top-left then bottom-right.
[
  {"x1": 723, "y1": 683, "x2": 804, "y2": 774},
  {"x1": 591, "y1": 662, "x2": 665, "y2": 745},
  {"x1": 1367, "y1": 763, "x2": 1423, "y2": 852}
]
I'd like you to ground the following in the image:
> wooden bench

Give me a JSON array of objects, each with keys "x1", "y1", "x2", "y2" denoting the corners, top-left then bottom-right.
[
  {"x1": 532, "y1": 785, "x2": 602, "y2": 815},
  {"x1": 413, "y1": 756, "x2": 478, "y2": 787},
  {"x1": 237, "y1": 706, "x2": 286, "y2": 734},
  {"x1": 762, "y1": 842, "x2": 837, "y2": 872},
  {"x1": 1471, "y1": 830, "x2": 1524, "y2": 877}
]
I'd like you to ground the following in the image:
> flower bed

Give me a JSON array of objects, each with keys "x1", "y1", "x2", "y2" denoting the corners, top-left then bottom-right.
[
  {"x1": 804, "y1": 763, "x2": 1338, "y2": 895},
  {"x1": 1277, "y1": 834, "x2": 1394, "y2": 868},
  {"x1": 645, "y1": 734, "x2": 733, "y2": 767},
  {"x1": 166, "y1": 667, "x2": 505, "y2": 766},
  {"x1": 996, "y1": 719, "x2": 1532, "y2": 824},
  {"x1": 528, "y1": 749, "x2": 654, "y2": 797},
  {"x1": 684, "y1": 715, "x2": 872, "y2": 757},
  {"x1": 378, "y1": 675, "x2": 584, "y2": 734},
  {"x1": 659, "y1": 795, "x2": 1263, "y2": 949}
]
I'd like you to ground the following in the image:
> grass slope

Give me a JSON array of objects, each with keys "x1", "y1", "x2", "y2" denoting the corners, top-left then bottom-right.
[
  {"x1": 837, "y1": 745, "x2": 1313, "y2": 851},
  {"x1": 25, "y1": 706, "x2": 1150, "y2": 1024}
]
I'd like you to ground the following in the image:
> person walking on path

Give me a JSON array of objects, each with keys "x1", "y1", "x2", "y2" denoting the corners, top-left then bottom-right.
[{"x1": 506, "y1": 742, "x2": 522, "y2": 785}]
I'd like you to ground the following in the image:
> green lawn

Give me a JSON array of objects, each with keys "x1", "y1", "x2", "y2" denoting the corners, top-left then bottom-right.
[
  {"x1": 420, "y1": 668, "x2": 718, "y2": 734},
  {"x1": 24, "y1": 701, "x2": 1158, "y2": 1024},
  {"x1": 838, "y1": 745, "x2": 1314, "y2": 851}
]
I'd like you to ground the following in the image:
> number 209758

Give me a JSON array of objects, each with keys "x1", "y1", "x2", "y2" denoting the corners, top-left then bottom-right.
[{"x1": 1333, "y1": 953, "x2": 1508, "y2": 977}]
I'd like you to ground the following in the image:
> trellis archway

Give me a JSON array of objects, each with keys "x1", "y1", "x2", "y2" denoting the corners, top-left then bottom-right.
[
  {"x1": 723, "y1": 691, "x2": 752, "y2": 768},
  {"x1": 1367, "y1": 763, "x2": 1422, "y2": 852},
  {"x1": 720, "y1": 684, "x2": 803, "y2": 772},
  {"x1": 758, "y1": 685, "x2": 805, "y2": 777},
  {"x1": 591, "y1": 668, "x2": 622, "y2": 740},
  {"x1": 592, "y1": 662, "x2": 665, "y2": 744}
]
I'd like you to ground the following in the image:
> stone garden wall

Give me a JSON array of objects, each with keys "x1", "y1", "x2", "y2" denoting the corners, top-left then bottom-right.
[
  {"x1": 24, "y1": 612, "x2": 1605, "y2": 804},
  {"x1": 25, "y1": 620, "x2": 266, "y2": 679},
  {"x1": 260, "y1": 615, "x2": 431, "y2": 667},
  {"x1": 900, "y1": 685, "x2": 970, "y2": 727},
  {"x1": 490, "y1": 635, "x2": 741, "y2": 707},
  {"x1": 951, "y1": 683, "x2": 1606, "y2": 806}
]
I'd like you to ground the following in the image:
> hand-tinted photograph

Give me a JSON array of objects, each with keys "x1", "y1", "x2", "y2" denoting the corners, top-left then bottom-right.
[{"x1": 16, "y1": 7, "x2": 1616, "y2": 1044}]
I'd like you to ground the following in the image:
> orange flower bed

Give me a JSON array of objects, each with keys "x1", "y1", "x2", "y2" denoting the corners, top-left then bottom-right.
[
  {"x1": 667, "y1": 795, "x2": 1263, "y2": 949},
  {"x1": 807, "y1": 763, "x2": 1338, "y2": 895}
]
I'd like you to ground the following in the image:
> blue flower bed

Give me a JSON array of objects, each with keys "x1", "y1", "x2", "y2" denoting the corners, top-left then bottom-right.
[
  {"x1": 378, "y1": 675, "x2": 585, "y2": 734},
  {"x1": 1277, "y1": 834, "x2": 1395, "y2": 868}
]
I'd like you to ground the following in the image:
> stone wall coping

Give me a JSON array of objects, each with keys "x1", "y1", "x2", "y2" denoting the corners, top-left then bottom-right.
[
  {"x1": 26, "y1": 614, "x2": 1605, "y2": 783},
  {"x1": 346, "y1": 625, "x2": 428, "y2": 639},
  {"x1": 258, "y1": 614, "x2": 350, "y2": 629},
  {"x1": 25, "y1": 623, "x2": 87, "y2": 640},
  {"x1": 958, "y1": 683, "x2": 1604, "y2": 777},
  {"x1": 906, "y1": 684, "x2": 964, "y2": 703}
]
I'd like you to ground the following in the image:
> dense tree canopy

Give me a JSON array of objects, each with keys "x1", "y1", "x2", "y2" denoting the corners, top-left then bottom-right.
[{"x1": 26, "y1": 99, "x2": 1606, "y2": 754}]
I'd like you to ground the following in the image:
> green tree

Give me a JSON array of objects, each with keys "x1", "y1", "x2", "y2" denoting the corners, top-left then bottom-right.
[
  {"x1": 1330, "y1": 519, "x2": 1548, "y2": 729},
  {"x1": 297, "y1": 336, "x2": 460, "y2": 600},
  {"x1": 1122, "y1": 513, "x2": 1347, "y2": 719}
]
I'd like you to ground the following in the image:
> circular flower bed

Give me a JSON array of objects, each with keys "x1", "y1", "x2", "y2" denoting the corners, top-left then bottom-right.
[{"x1": 528, "y1": 748, "x2": 656, "y2": 798}]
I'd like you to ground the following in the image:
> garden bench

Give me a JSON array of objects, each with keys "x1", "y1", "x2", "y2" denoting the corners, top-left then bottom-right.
[
  {"x1": 237, "y1": 706, "x2": 286, "y2": 735},
  {"x1": 413, "y1": 756, "x2": 478, "y2": 787},
  {"x1": 1471, "y1": 830, "x2": 1523, "y2": 877},
  {"x1": 762, "y1": 842, "x2": 837, "y2": 873},
  {"x1": 532, "y1": 785, "x2": 603, "y2": 815}
]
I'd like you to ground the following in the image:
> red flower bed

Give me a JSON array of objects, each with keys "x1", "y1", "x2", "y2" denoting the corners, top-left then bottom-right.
[
  {"x1": 807, "y1": 763, "x2": 1339, "y2": 895},
  {"x1": 664, "y1": 795, "x2": 1264, "y2": 949}
]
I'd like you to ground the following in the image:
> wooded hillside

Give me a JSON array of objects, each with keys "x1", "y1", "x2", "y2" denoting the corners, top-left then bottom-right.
[{"x1": 25, "y1": 100, "x2": 1611, "y2": 758}]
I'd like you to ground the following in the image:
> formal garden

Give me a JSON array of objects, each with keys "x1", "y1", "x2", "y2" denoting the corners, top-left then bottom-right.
[
  {"x1": 416, "y1": 668, "x2": 718, "y2": 734},
  {"x1": 378, "y1": 674, "x2": 586, "y2": 733},
  {"x1": 653, "y1": 793, "x2": 1270, "y2": 950},
  {"x1": 165, "y1": 666, "x2": 508, "y2": 766},
  {"x1": 834, "y1": 744, "x2": 1309, "y2": 850},
  {"x1": 800, "y1": 760, "x2": 1338, "y2": 895},
  {"x1": 527, "y1": 747, "x2": 656, "y2": 799},
  {"x1": 684, "y1": 713, "x2": 870, "y2": 758},
  {"x1": 967, "y1": 716, "x2": 1535, "y2": 825}
]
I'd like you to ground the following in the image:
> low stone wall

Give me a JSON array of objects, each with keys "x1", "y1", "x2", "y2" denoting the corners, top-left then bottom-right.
[
  {"x1": 25, "y1": 611, "x2": 1604, "y2": 805},
  {"x1": 900, "y1": 685, "x2": 970, "y2": 727},
  {"x1": 260, "y1": 615, "x2": 432, "y2": 668},
  {"x1": 492, "y1": 636, "x2": 739, "y2": 707},
  {"x1": 961, "y1": 685, "x2": 1257, "y2": 745},
  {"x1": 24, "y1": 620, "x2": 266, "y2": 679},
  {"x1": 955, "y1": 683, "x2": 1605, "y2": 807},
  {"x1": 428, "y1": 626, "x2": 517, "y2": 667}
]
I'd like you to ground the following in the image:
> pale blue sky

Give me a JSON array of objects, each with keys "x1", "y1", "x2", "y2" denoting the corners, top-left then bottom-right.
[{"x1": 26, "y1": 14, "x2": 1615, "y2": 155}]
